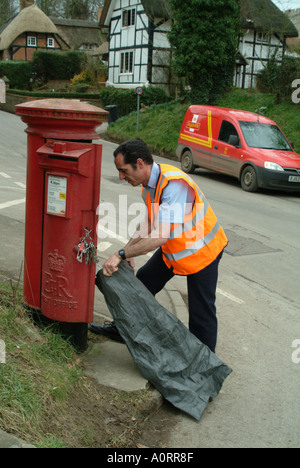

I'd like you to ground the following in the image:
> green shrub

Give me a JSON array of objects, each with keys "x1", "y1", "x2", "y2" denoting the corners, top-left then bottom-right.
[
  {"x1": 31, "y1": 50, "x2": 85, "y2": 85},
  {"x1": 99, "y1": 86, "x2": 172, "y2": 117},
  {"x1": 0, "y1": 61, "x2": 32, "y2": 90},
  {"x1": 257, "y1": 58, "x2": 300, "y2": 103}
]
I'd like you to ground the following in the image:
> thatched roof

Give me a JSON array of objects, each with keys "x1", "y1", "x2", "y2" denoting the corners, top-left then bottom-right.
[
  {"x1": 92, "y1": 41, "x2": 109, "y2": 56},
  {"x1": 50, "y1": 17, "x2": 101, "y2": 50},
  {"x1": 140, "y1": 0, "x2": 172, "y2": 21},
  {"x1": 287, "y1": 8, "x2": 300, "y2": 34},
  {"x1": 99, "y1": 0, "x2": 172, "y2": 25},
  {"x1": 0, "y1": 4, "x2": 58, "y2": 51},
  {"x1": 100, "y1": 0, "x2": 298, "y2": 38},
  {"x1": 241, "y1": 0, "x2": 298, "y2": 37}
]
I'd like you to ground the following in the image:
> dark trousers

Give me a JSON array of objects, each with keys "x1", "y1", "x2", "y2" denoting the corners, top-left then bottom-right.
[{"x1": 136, "y1": 249, "x2": 223, "y2": 352}]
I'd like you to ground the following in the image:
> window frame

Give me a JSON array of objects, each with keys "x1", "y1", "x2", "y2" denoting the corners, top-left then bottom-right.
[
  {"x1": 120, "y1": 51, "x2": 134, "y2": 75},
  {"x1": 47, "y1": 37, "x2": 55, "y2": 48},
  {"x1": 27, "y1": 36, "x2": 37, "y2": 47},
  {"x1": 122, "y1": 8, "x2": 136, "y2": 28},
  {"x1": 218, "y1": 120, "x2": 241, "y2": 146}
]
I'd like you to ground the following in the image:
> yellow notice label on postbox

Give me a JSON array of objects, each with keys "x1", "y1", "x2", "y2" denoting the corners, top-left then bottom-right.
[{"x1": 59, "y1": 193, "x2": 66, "y2": 200}]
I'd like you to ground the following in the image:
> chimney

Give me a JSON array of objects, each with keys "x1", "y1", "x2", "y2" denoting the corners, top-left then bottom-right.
[{"x1": 20, "y1": 0, "x2": 35, "y2": 10}]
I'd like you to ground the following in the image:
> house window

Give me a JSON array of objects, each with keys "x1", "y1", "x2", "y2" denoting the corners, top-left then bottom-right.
[
  {"x1": 257, "y1": 32, "x2": 270, "y2": 44},
  {"x1": 122, "y1": 8, "x2": 136, "y2": 27},
  {"x1": 47, "y1": 38, "x2": 55, "y2": 48},
  {"x1": 27, "y1": 36, "x2": 37, "y2": 47},
  {"x1": 120, "y1": 51, "x2": 134, "y2": 74},
  {"x1": 79, "y1": 43, "x2": 98, "y2": 51}
]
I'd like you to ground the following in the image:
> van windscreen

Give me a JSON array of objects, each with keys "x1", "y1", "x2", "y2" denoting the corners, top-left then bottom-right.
[{"x1": 239, "y1": 122, "x2": 292, "y2": 151}]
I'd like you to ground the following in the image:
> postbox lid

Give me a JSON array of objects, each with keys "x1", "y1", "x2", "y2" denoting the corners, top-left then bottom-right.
[
  {"x1": 15, "y1": 98, "x2": 108, "y2": 141},
  {"x1": 16, "y1": 98, "x2": 108, "y2": 121}
]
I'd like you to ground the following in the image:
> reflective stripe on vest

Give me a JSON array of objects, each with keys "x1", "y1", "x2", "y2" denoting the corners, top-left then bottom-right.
[{"x1": 142, "y1": 164, "x2": 228, "y2": 275}]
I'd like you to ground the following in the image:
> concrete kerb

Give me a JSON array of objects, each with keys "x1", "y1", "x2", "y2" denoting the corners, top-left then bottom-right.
[{"x1": 0, "y1": 429, "x2": 36, "y2": 449}]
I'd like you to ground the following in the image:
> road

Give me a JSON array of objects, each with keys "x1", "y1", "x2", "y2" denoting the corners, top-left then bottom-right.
[{"x1": 0, "y1": 109, "x2": 299, "y2": 448}]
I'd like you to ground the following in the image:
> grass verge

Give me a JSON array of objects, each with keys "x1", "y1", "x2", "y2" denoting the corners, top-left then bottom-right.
[
  {"x1": 106, "y1": 89, "x2": 300, "y2": 157},
  {"x1": 0, "y1": 281, "x2": 164, "y2": 448}
]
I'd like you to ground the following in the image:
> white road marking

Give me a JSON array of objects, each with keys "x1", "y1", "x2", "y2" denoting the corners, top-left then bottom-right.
[
  {"x1": 98, "y1": 226, "x2": 245, "y2": 304},
  {"x1": 97, "y1": 241, "x2": 112, "y2": 252},
  {"x1": 98, "y1": 225, "x2": 128, "y2": 246},
  {"x1": 0, "y1": 198, "x2": 26, "y2": 210},
  {"x1": 97, "y1": 225, "x2": 153, "y2": 257},
  {"x1": 14, "y1": 182, "x2": 26, "y2": 189},
  {"x1": 0, "y1": 172, "x2": 11, "y2": 179},
  {"x1": 217, "y1": 288, "x2": 245, "y2": 304}
]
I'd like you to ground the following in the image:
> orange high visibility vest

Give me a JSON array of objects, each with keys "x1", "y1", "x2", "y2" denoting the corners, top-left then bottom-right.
[{"x1": 142, "y1": 164, "x2": 228, "y2": 275}]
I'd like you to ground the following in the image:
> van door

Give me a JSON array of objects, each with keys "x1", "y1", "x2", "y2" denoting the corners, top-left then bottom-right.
[
  {"x1": 181, "y1": 111, "x2": 214, "y2": 169},
  {"x1": 211, "y1": 120, "x2": 241, "y2": 176}
]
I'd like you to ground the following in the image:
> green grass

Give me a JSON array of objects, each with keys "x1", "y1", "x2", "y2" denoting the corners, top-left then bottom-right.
[
  {"x1": 107, "y1": 100, "x2": 188, "y2": 158},
  {"x1": 0, "y1": 282, "x2": 82, "y2": 447},
  {"x1": 0, "y1": 281, "x2": 160, "y2": 448},
  {"x1": 106, "y1": 89, "x2": 300, "y2": 157}
]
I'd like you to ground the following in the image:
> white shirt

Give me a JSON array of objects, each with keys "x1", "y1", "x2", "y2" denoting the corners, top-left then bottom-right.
[{"x1": 143, "y1": 163, "x2": 195, "y2": 224}]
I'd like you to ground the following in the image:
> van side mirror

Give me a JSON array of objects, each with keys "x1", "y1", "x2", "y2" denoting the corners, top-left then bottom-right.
[
  {"x1": 228, "y1": 135, "x2": 239, "y2": 147},
  {"x1": 290, "y1": 141, "x2": 295, "y2": 149}
]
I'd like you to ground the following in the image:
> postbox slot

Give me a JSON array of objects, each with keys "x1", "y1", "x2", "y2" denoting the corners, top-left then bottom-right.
[
  {"x1": 47, "y1": 155, "x2": 78, "y2": 162},
  {"x1": 38, "y1": 141, "x2": 93, "y2": 176}
]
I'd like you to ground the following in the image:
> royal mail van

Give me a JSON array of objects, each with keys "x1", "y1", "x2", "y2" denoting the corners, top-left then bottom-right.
[{"x1": 176, "y1": 105, "x2": 300, "y2": 192}]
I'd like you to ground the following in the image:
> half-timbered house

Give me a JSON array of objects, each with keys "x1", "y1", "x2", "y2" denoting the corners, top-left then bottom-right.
[
  {"x1": 99, "y1": 0, "x2": 172, "y2": 90},
  {"x1": 100, "y1": 0, "x2": 298, "y2": 91},
  {"x1": 236, "y1": 0, "x2": 298, "y2": 88}
]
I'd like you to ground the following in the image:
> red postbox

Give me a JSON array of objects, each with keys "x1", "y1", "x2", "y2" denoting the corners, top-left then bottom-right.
[{"x1": 15, "y1": 99, "x2": 108, "y2": 350}]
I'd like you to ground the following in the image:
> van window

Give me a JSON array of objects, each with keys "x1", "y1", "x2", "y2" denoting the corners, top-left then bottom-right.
[
  {"x1": 239, "y1": 122, "x2": 292, "y2": 151},
  {"x1": 219, "y1": 121, "x2": 240, "y2": 145}
]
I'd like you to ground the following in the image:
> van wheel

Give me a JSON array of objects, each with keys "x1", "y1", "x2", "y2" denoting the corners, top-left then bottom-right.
[
  {"x1": 241, "y1": 166, "x2": 258, "y2": 192},
  {"x1": 181, "y1": 150, "x2": 195, "y2": 174}
]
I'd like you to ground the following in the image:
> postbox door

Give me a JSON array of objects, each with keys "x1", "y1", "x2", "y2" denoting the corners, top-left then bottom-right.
[{"x1": 38, "y1": 140, "x2": 102, "y2": 323}]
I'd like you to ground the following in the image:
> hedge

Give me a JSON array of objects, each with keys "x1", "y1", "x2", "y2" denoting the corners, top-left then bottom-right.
[
  {"x1": 7, "y1": 86, "x2": 173, "y2": 117},
  {"x1": 31, "y1": 50, "x2": 85, "y2": 84},
  {"x1": 0, "y1": 61, "x2": 32, "y2": 89},
  {"x1": 7, "y1": 89, "x2": 100, "y2": 100},
  {"x1": 0, "y1": 51, "x2": 85, "y2": 89},
  {"x1": 99, "y1": 86, "x2": 172, "y2": 117}
]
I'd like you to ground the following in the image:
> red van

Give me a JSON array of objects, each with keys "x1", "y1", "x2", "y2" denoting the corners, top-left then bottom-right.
[{"x1": 176, "y1": 105, "x2": 300, "y2": 192}]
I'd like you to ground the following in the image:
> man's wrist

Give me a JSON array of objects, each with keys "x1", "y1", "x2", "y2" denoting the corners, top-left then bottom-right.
[{"x1": 118, "y1": 249, "x2": 126, "y2": 260}]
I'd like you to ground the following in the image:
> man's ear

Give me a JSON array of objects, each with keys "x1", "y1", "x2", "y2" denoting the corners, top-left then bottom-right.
[{"x1": 136, "y1": 158, "x2": 145, "y2": 169}]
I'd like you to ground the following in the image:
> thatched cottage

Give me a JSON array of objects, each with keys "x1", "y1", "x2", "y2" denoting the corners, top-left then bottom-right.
[
  {"x1": 100, "y1": 0, "x2": 298, "y2": 91},
  {"x1": 0, "y1": 1, "x2": 70, "y2": 61},
  {"x1": 50, "y1": 17, "x2": 102, "y2": 53},
  {"x1": 286, "y1": 8, "x2": 300, "y2": 51}
]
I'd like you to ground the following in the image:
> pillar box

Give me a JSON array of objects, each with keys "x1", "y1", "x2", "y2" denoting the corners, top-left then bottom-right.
[{"x1": 15, "y1": 99, "x2": 108, "y2": 350}]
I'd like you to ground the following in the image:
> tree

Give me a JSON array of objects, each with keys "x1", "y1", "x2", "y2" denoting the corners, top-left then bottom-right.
[
  {"x1": 7, "y1": 0, "x2": 104, "y2": 21},
  {"x1": 64, "y1": 0, "x2": 104, "y2": 20},
  {"x1": 36, "y1": 0, "x2": 60, "y2": 16},
  {"x1": 168, "y1": 0, "x2": 241, "y2": 104},
  {"x1": 65, "y1": 0, "x2": 88, "y2": 19},
  {"x1": 0, "y1": 0, "x2": 17, "y2": 27}
]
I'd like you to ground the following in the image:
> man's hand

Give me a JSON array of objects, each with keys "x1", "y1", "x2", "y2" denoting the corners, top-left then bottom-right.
[
  {"x1": 102, "y1": 253, "x2": 135, "y2": 277},
  {"x1": 102, "y1": 221, "x2": 169, "y2": 277},
  {"x1": 102, "y1": 253, "x2": 122, "y2": 277}
]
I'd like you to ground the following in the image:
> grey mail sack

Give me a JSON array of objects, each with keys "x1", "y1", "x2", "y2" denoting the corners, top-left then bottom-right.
[{"x1": 95, "y1": 261, "x2": 232, "y2": 421}]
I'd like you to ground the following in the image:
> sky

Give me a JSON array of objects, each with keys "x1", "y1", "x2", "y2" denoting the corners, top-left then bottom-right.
[{"x1": 272, "y1": 0, "x2": 300, "y2": 11}]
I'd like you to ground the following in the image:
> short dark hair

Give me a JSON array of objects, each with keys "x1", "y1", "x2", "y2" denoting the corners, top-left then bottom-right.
[{"x1": 113, "y1": 139, "x2": 153, "y2": 168}]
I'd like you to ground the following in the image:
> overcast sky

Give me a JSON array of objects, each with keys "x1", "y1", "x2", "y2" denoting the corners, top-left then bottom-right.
[{"x1": 272, "y1": 0, "x2": 300, "y2": 10}]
